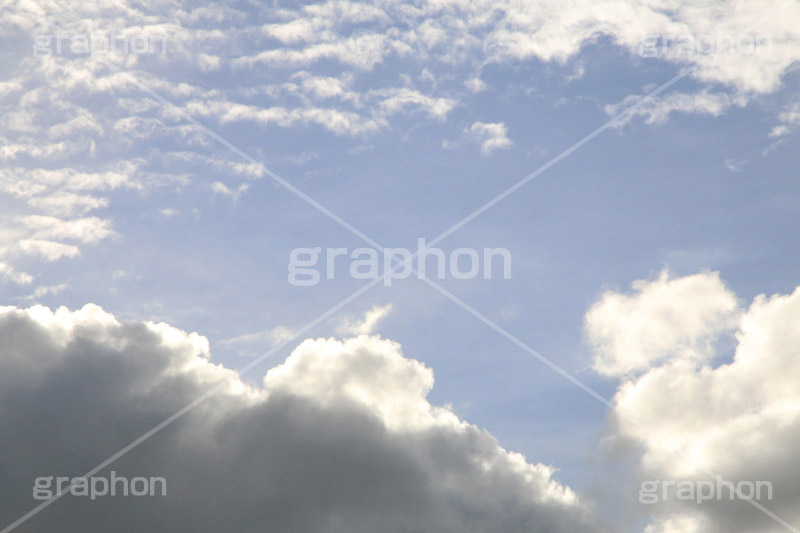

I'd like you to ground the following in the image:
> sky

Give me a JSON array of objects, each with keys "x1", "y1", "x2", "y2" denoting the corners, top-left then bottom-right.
[{"x1": 1, "y1": 0, "x2": 800, "y2": 532}]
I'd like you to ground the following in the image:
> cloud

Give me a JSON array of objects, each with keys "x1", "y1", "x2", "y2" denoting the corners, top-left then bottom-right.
[
  {"x1": 724, "y1": 158, "x2": 747, "y2": 173},
  {"x1": 0, "y1": 304, "x2": 598, "y2": 532},
  {"x1": 197, "y1": 53, "x2": 221, "y2": 71},
  {"x1": 243, "y1": 0, "x2": 800, "y2": 97},
  {"x1": 157, "y1": 207, "x2": 180, "y2": 218},
  {"x1": 586, "y1": 271, "x2": 740, "y2": 377},
  {"x1": 0, "y1": 263, "x2": 33, "y2": 285},
  {"x1": 586, "y1": 273, "x2": 800, "y2": 532},
  {"x1": 468, "y1": 122, "x2": 513, "y2": 154},
  {"x1": 236, "y1": 32, "x2": 395, "y2": 71},
  {"x1": 21, "y1": 215, "x2": 116, "y2": 245},
  {"x1": 16, "y1": 239, "x2": 81, "y2": 261},
  {"x1": 0, "y1": 162, "x2": 178, "y2": 280},
  {"x1": 184, "y1": 99, "x2": 387, "y2": 137},
  {"x1": 20, "y1": 282, "x2": 69, "y2": 301},
  {"x1": 769, "y1": 100, "x2": 800, "y2": 137},
  {"x1": 483, "y1": 0, "x2": 799, "y2": 95},
  {"x1": 370, "y1": 88, "x2": 457, "y2": 120},
  {"x1": 211, "y1": 181, "x2": 250, "y2": 202},
  {"x1": 606, "y1": 91, "x2": 746, "y2": 125},
  {"x1": 0, "y1": 213, "x2": 116, "y2": 265},
  {"x1": 289, "y1": 71, "x2": 358, "y2": 101},
  {"x1": 337, "y1": 304, "x2": 394, "y2": 336},
  {"x1": 465, "y1": 77, "x2": 487, "y2": 93},
  {"x1": 0, "y1": 0, "x2": 794, "y2": 287},
  {"x1": 769, "y1": 125, "x2": 791, "y2": 138},
  {"x1": 221, "y1": 325, "x2": 296, "y2": 357},
  {"x1": 27, "y1": 192, "x2": 110, "y2": 217}
]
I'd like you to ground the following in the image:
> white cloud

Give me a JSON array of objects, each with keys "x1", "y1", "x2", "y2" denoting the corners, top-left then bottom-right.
[
  {"x1": 644, "y1": 515, "x2": 710, "y2": 533},
  {"x1": 0, "y1": 304, "x2": 598, "y2": 532},
  {"x1": 371, "y1": 88, "x2": 457, "y2": 120},
  {"x1": 1, "y1": 0, "x2": 795, "y2": 283},
  {"x1": 244, "y1": 0, "x2": 799, "y2": 98},
  {"x1": 587, "y1": 273, "x2": 800, "y2": 532},
  {"x1": 289, "y1": 71, "x2": 358, "y2": 101},
  {"x1": 586, "y1": 270, "x2": 739, "y2": 377},
  {"x1": 769, "y1": 124, "x2": 791, "y2": 138},
  {"x1": 769, "y1": 100, "x2": 800, "y2": 137},
  {"x1": 483, "y1": 0, "x2": 798, "y2": 95},
  {"x1": 724, "y1": 158, "x2": 747, "y2": 173},
  {"x1": 469, "y1": 122, "x2": 513, "y2": 154},
  {"x1": 157, "y1": 207, "x2": 180, "y2": 218},
  {"x1": 465, "y1": 77, "x2": 487, "y2": 93},
  {"x1": 221, "y1": 325, "x2": 296, "y2": 356},
  {"x1": 0, "y1": 166, "x2": 138, "y2": 197},
  {"x1": 185, "y1": 99, "x2": 387, "y2": 137},
  {"x1": 0, "y1": 262, "x2": 33, "y2": 285},
  {"x1": 0, "y1": 161, "x2": 183, "y2": 280},
  {"x1": 606, "y1": 91, "x2": 746, "y2": 125},
  {"x1": 211, "y1": 181, "x2": 250, "y2": 201},
  {"x1": 16, "y1": 239, "x2": 81, "y2": 261},
  {"x1": 197, "y1": 53, "x2": 221, "y2": 71},
  {"x1": 337, "y1": 304, "x2": 394, "y2": 336},
  {"x1": 20, "y1": 282, "x2": 69, "y2": 301},
  {"x1": 27, "y1": 192, "x2": 109, "y2": 217},
  {"x1": 21, "y1": 215, "x2": 116, "y2": 245},
  {"x1": 163, "y1": 152, "x2": 267, "y2": 179},
  {"x1": 236, "y1": 32, "x2": 395, "y2": 71},
  {"x1": 0, "y1": 0, "x2": 792, "y2": 253}
]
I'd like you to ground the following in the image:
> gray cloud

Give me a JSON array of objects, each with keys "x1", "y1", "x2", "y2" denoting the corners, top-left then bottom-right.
[{"x1": 0, "y1": 305, "x2": 599, "y2": 532}]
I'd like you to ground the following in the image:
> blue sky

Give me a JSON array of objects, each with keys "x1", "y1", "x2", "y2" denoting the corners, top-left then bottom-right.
[{"x1": 2, "y1": 1, "x2": 800, "y2": 532}]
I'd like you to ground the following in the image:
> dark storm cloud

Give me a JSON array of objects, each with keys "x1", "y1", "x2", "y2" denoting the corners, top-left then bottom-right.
[{"x1": 0, "y1": 305, "x2": 600, "y2": 533}]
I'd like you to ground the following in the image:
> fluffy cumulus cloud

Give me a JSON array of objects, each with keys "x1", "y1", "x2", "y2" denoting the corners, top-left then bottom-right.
[
  {"x1": 586, "y1": 272, "x2": 800, "y2": 532},
  {"x1": 586, "y1": 270, "x2": 739, "y2": 376},
  {"x1": 0, "y1": 304, "x2": 598, "y2": 532}
]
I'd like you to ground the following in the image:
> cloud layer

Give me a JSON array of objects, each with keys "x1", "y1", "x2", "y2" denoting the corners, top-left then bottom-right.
[
  {"x1": 587, "y1": 272, "x2": 800, "y2": 533},
  {"x1": 2, "y1": 0, "x2": 797, "y2": 283},
  {"x1": 0, "y1": 304, "x2": 597, "y2": 532}
]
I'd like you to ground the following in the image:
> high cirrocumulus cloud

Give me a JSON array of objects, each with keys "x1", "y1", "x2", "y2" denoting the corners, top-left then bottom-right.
[
  {"x1": 2, "y1": 0, "x2": 797, "y2": 281},
  {"x1": 0, "y1": 304, "x2": 599, "y2": 533},
  {"x1": 586, "y1": 272, "x2": 800, "y2": 533}
]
